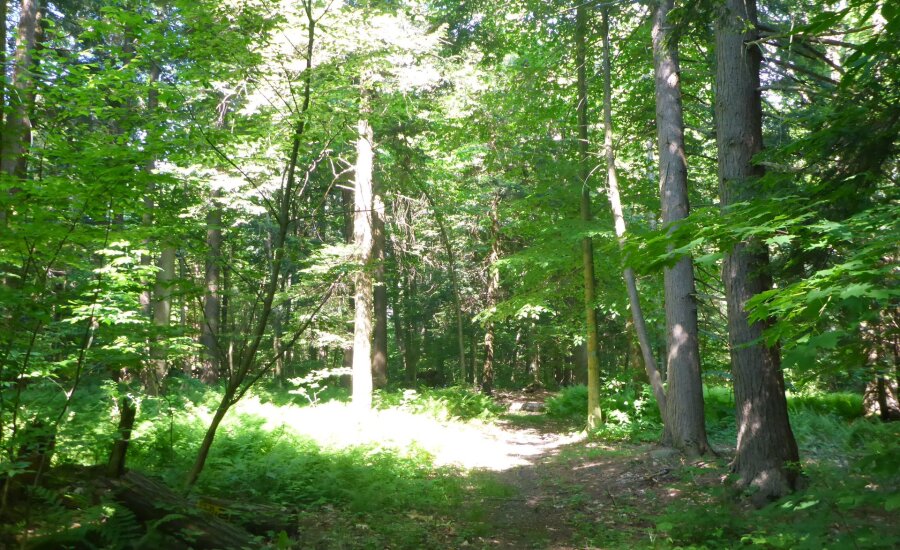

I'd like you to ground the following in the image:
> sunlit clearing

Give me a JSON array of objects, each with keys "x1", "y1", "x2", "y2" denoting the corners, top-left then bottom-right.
[{"x1": 220, "y1": 396, "x2": 584, "y2": 471}]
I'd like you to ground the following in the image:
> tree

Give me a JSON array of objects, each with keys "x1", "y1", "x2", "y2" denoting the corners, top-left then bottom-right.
[
  {"x1": 714, "y1": 0, "x2": 800, "y2": 502},
  {"x1": 372, "y1": 193, "x2": 388, "y2": 389},
  {"x1": 200, "y1": 190, "x2": 223, "y2": 383},
  {"x1": 652, "y1": 0, "x2": 710, "y2": 456},
  {"x1": 351, "y1": 97, "x2": 375, "y2": 411},
  {"x1": 599, "y1": 6, "x2": 667, "y2": 423},
  {"x1": 481, "y1": 191, "x2": 501, "y2": 395},
  {"x1": 575, "y1": 2, "x2": 602, "y2": 427}
]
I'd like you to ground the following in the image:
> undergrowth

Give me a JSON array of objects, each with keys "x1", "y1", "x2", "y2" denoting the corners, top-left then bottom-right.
[
  {"x1": 3, "y1": 377, "x2": 897, "y2": 549},
  {"x1": 2, "y1": 381, "x2": 504, "y2": 548}
]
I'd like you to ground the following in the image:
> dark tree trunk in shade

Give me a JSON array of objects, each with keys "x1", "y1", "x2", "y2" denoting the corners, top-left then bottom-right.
[
  {"x1": 715, "y1": 0, "x2": 800, "y2": 502},
  {"x1": 200, "y1": 190, "x2": 223, "y2": 383},
  {"x1": 403, "y1": 270, "x2": 418, "y2": 384},
  {"x1": 0, "y1": 0, "x2": 38, "y2": 180},
  {"x1": 653, "y1": 0, "x2": 710, "y2": 456},
  {"x1": 107, "y1": 394, "x2": 137, "y2": 478},
  {"x1": 372, "y1": 195, "x2": 388, "y2": 388},
  {"x1": 0, "y1": 0, "x2": 39, "y2": 230},
  {"x1": 481, "y1": 192, "x2": 501, "y2": 395}
]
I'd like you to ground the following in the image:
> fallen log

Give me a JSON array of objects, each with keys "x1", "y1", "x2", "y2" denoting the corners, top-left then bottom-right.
[{"x1": 108, "y1": 471, "x2": 258, "y2": 549}]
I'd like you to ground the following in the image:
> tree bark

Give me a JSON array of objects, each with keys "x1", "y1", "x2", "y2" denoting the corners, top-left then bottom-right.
[
  {"x1": 576, "y1": 3, "x2": 602, "y2": 428},
  {"x1": 653, "y1": 0, "x2": 710, "y2": 456},
  {"x1": 106, "y1": 394, "x2": 136, "y2": 478},
  {"x1": 404, "y1": 270, "x2": 418, "y2": 384},
  {"x1": 715, "y1": 0, "x2": 800, "y2": 503},
  {"x1": 600, "y1": 7, "x2": 667, "y2": 424},
  {"x1": 200, "y1": 190, "x2": 223, "y2": 383},
  {"x1": 372, "y1": 195, "x2": 388, "y2": 388},
  {"x1": 0, "y1": 0, "x2": 38, "y2": 181},
  {"x1": 148, "y1": 245, "x2": 175, "y2": 394},
  {"x1": 481, "y1": 192, "x2": 501, "y2": 395},
  {"x1": 0, "y1": 0, "x2": 8, "y2": 162},
  {"x1": 351, "y1": 103, "x2": 375, "y2": 410}
]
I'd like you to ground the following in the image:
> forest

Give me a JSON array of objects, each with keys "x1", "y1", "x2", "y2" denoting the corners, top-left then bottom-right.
[{"x1": 0, "y1": 0, "x2": 897, "y2": 547}]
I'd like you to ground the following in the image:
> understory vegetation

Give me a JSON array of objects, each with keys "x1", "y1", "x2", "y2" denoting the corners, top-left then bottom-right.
[{"x1": 3, "y1": 381, "x2": 897, "y2": 548}]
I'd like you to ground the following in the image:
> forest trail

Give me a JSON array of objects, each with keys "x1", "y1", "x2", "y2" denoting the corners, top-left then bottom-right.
[
  {"x1": 454, "y1": 392, "x2": 692, "y2": 549},
  {"x1": 274, "y1": 390, "x2": 695, "y2": 548}
]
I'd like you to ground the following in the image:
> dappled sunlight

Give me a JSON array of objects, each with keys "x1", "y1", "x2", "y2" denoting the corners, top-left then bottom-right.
[{"x1": 227, "y1": 396, "x2": 585, "y2": 471}]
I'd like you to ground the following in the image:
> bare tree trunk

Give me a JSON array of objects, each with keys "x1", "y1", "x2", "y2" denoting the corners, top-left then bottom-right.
[
  {"x1": 351, "y1": 103, "x2": 375, "y2": 410},
  {"x1": 0, "y1": 0, "x2": 37, "y2": 180},
  {"x1": 0, "y1": 0, "x2": 8, "y2": 167},
  {"x1": 653, "y1": 0, "x2": 710, "y2": 456},
  {"x1": 403, "y1": 270, "x2": 417, "y2": 385},
  {"x1": 106, "y1": 393, "x2": 136, "y2": 478},
  {"x1": 481, "y1": 193, "x2": 501, "y2": 395},
  {"x1": 148, "y1": 246, "x2": 175, "y2": 394},
  {"x1": 200, "y1": 191, "x2": 222, "y2": 383},
  {"x1": 576, "y1": 3, "x2": 602, "y2": 428},
  {"x1": 372, "y1": 195, "x2": 388, "y2": 388},
  {"x1": 0, "y1": 0, "x2": 38, "y2": 231},
  {"x1": 715, "y1": 0, "x2": 799, "y2": 503},
  {"x1": 600, "y1": 7, "x2": 667, "y2": 424}
]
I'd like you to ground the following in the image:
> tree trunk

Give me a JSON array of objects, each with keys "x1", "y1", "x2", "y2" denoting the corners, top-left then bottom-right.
[
  {"x1": 351, "y1": 107, "x2": 375, "y2": 410},
  {"x1": 715, "y1": 0, "x2": 800, "y2": 503},
  {"x1": 0, "y1": 0, "x2": 38, "y2": 231},
  {"x1": 0, "y1": 0, "x2": 8, "y2": 163},
  {"x1": 481, "y1": 193, "x2": 501, "y2": 394},
  {"x1": 200, "y1": 191, "x2": 223, "y2": 383},
  {"x1": 148, "y1": 245, "x2": 175, "y2": 394},
  {"x1": 403, "y1": 270, "x2": 417, "y2": 385},
  {"x1": 653, "y1": 0, "x2": 710, "y2": 456},
  {"x1": 106, "y1": 394, "x2": 136, "y2": 478},
  {"x1": 600, "y1": 7, "x2": 667, "y2": 424},
  {"x1": 185, "y1": 389, "x2": 233, "y2": 488},
  {"x1": 372, "y1": 195, "x2": 388, "y2": 388},
  {"x1": 530, "y1": 340, "x2": 541, "y2": 386},
  {"x1": 109, "y1": 471, "x2": 257, "y2": 548},
  {"x1": 0, "y1": 0, "x2": 38, "y2": 180},
  {"x1": 576, "y1": 3, "x2": 602, "y2": 428}
]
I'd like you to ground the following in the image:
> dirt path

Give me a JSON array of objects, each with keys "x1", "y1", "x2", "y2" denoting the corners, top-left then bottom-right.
[{"x1": 459, "y1": 394, "x2": 688, "y2": 549}]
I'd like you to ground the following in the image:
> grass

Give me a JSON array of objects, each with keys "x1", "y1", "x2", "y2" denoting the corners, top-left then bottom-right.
[
  {"x1": 3, "y1": 378, "x2": 898, "y2": 549},
  {"x1": 4, "y1": 380, "x2": 512, "y2": 548}
]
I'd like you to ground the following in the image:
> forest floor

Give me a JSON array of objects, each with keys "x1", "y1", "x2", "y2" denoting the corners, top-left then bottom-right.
[
  {"x1": 8, "y1": 385, "x2": 896, "y2": 549},
  {"x1": 443, "y1": 391, "x2": 720, "y2": 549},
  {"x1": 286, "y1": 389, "x2": 731, "y2": 549}
]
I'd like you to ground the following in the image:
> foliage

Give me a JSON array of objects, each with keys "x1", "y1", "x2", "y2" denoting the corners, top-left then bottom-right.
[
  {"x1": 375, "y1": 386, "x2": 504, "y2": 422},
  {"x1": 546, "y1": 384, "x2": 663, "y2": 440}
]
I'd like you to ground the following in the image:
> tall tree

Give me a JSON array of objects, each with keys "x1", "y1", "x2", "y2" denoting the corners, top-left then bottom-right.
[
  {"x1": 0, "y1": 0, "x2": 39, "y2": 183},
  {"x1": 652, "y1": 0, "x2": 710, "y2": 456},
  {"x1": 200, "y1": 190, "x2": 223, "y2": 383},
  {"x1": 481, "y1": 191, "x2": 501, "y2": 395},
  {"x1": 599, "y1": 6, "x2": 667, "y2": 422},
  {"x1": 351, "y1": 96, "x2": 375, "y2": 411},
  {"x1": 715, "y1": 0, "x2": 799, "y2": 502},
  {"x1": 372, "y1": 194, "x2": 388, "y2": 388},
  {"x1": 575, "y1": 2, "x2": 602, "y2": 428}
]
